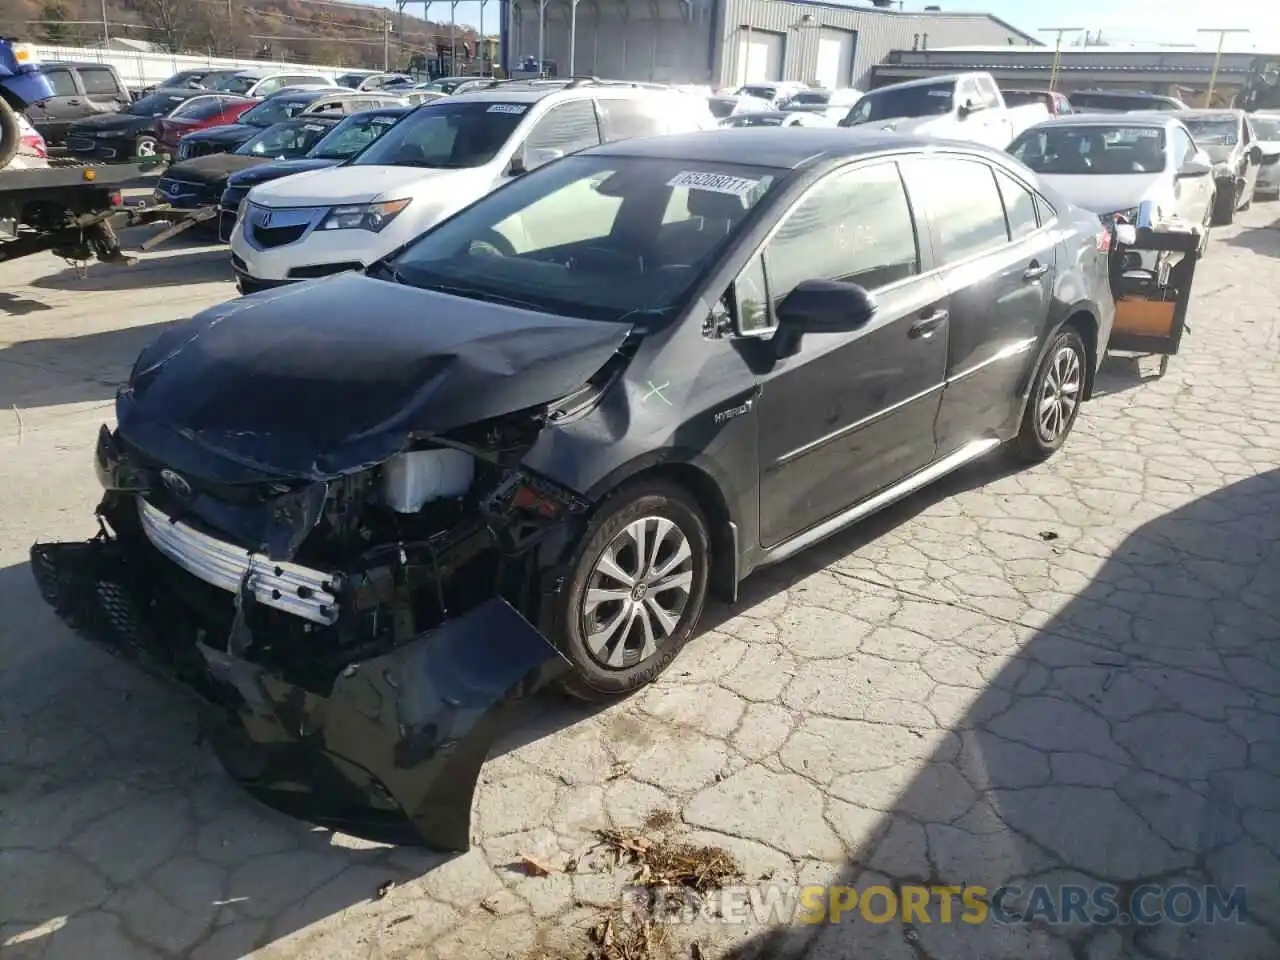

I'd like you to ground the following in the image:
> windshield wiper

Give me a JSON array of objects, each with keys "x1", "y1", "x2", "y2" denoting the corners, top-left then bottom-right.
[
  {"x1": 417, "y1": 279, "x2": 545, "y2": 311},
  {"x1": 366, "y1": 261, "x2": 407, "y2": 284}
]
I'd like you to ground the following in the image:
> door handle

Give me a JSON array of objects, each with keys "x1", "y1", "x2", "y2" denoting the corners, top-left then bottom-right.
[
  {"x1": 67, "y1": 98, "x2": 82, "y2": 105},
  {"x1": 909, "y1": 309, "x2": 948, "y2": 339},
  {"x1": 1023, "y1": 262, "x2": 1050, "y2": 281}
]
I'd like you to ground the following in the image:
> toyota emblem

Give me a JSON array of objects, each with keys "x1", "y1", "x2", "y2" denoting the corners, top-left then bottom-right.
[{"x1": 160, "y1": 469, "x2": 193, "y2": 499}]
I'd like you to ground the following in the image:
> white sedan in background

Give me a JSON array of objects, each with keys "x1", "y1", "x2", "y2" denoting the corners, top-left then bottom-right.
[
  {"x1": 1006, "y1": 113, "x2": 1215, "y2": 240},
  {"x1": 721, "y1": 111, "x2": 835, "y2": 129},
  {"x1": 1252, "y1": 111, "x2": 1280, "y2": 200}
]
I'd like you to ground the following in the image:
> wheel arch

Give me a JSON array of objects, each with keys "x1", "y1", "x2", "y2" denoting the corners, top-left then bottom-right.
[
  {"x1": 1061, "y1": 307, "x2": 1099, "y2": 401},
  {"x1": 583, "y1": 451, "x2": 742, "y2": 604}
]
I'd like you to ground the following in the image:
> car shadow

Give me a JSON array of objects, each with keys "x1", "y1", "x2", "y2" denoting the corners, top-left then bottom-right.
[
  {"x1": 29, "y1": 246, "x2": 232, "y2": 293},
  {"x1": 721, "y1": 467, "x2": 1280, "y2": 959},
  {"x1": 0, "y1": 319, "x2": 177, "y2": 412},
  {"x1": 1090, "y1": 353, "x2": 1163, "y2": 399},
  {"x1": 1222, "y1": 216, "x2": 1280, "y2": 257},
  {"x1": 0, "y1": 291, "x2": 55, "y2": 316}
]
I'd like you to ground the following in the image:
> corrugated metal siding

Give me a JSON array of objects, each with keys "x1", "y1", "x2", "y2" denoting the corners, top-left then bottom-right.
[
  {"x1": 509, "y1": 0, "x2": 715, "y2": 82},
  {"x1": 884, "y1": 48, "x2": 1261, "y2": 72},
  {"x1": 714, "y1": 1, "x2": 1034, "y2": 88}
]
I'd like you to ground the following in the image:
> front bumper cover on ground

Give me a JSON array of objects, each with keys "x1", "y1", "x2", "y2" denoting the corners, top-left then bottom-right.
[{"x1": 29, "y1": 536, "x2": 570, "y2": 850}]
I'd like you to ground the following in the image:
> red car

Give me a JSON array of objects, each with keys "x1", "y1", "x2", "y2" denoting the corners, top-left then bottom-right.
[{"x1": 156, "y1": 94, "x2": 257, "y2": 152}]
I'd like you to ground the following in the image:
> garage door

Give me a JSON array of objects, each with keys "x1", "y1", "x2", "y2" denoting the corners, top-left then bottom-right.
[
  {"x1": 815, "y1": 29, "x2": 855, "y2": 90},
  {"x1": 738, "y1": 30, "x2": 784, "y2": 85}
]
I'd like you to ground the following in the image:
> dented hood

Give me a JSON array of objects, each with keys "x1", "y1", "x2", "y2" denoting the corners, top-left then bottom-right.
[{"x1": 118, "y1": 272, "x2": 632, "y2": 480}]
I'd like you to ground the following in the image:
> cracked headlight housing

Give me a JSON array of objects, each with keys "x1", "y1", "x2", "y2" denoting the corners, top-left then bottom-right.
[{"x1": 318, "y1": 199, "x2": 411, "y2": 233}]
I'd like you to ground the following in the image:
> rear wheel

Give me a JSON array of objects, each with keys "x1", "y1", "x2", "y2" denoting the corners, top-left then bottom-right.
[
  {"x1": 554, "y1": 479, "x2": 710, "y2": 701},
  {"x1": 1010, "y1": 328, "x2": 1087, "y2": 464}
]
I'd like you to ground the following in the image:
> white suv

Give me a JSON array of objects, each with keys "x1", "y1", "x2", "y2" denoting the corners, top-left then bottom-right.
[{"x1": 228, "y1": 80, "x2": 717, "y2": 293}]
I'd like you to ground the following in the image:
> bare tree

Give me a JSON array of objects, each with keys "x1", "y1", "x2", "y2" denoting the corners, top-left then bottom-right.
[{"x1": 128, "y1": 0, "x2": 215, "y2": 53}]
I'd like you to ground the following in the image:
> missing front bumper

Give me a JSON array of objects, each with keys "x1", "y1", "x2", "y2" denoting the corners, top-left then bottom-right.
[{"x1": 29, "y1": 536, "x2": 569, "y2": 850}]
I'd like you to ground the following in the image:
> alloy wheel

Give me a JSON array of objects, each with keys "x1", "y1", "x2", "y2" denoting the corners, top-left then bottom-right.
[
  {"x1": 580, "y1": 515, "x2": 694, "y2": 669},
  {"x1": 1036, "y1": 345, "x2": 1082, "y2": 444},
  {"x1": 136, "y1": 138, "x2": 156, "y2": 157}
]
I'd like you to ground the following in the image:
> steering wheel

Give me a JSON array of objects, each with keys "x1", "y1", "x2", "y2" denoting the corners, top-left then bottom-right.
[{"x1": 467, "y1": 230, "x2": 516, "y2": 258}]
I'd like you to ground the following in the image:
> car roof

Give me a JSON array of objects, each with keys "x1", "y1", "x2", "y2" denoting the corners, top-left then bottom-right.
[
  {"x1": 587, "y1": 127, "x2": 979, "y2": 169},
  {"x1": 1026, "y1": 112, "x2": 1178, "y2": 129},
  {"x1": 348, "y1": 106, "x2": 413, "y2": 118},
  {"x1": 1167, "y1": 109, "x2": 1242, "y2": 121}
]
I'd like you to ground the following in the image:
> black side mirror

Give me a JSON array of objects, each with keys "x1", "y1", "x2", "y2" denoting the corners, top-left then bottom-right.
[
  {"x1": 1248, "y1": 144, "x2": 1264, "y2": 164},
  {"x1": 508, "y1": 150, "x2": 528, "y2": 176},
  {"x1": 775, "y1": 279, "x2": 877, "y2": 334}
]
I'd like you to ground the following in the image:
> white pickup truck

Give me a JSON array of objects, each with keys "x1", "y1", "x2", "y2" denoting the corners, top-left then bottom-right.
[{"x1": 841, "y1": 72, "x2": 1048, "y2": 148}]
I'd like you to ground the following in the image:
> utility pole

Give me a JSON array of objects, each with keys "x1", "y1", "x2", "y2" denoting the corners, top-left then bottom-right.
[
  {"x1": 384, "y1": 17, "x2": 392, "y2": 71},
  {"x1": 100, "y1": 0, "x2": 109, "y2": 48},
  {"x1": 1038, "y1": 27, "x2": 1084, "y2": 91},
  {"x1": 1198, "y1": 28, "x2": 1249, "y2": 107},
  {"x1": 226, "y1": 0, "x2": 234, "y2": 55}
]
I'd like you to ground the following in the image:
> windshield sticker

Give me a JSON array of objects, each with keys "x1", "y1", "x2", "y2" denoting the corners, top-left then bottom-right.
[
  {"x1": 667, "y1": 171, "x2": 761, "y2": 197},
  {"x1": 928, "y1": 89, "x2": 951, "y2": 96},
  {"x1": 303, "y1": 123, "x2": 327, "y2": 131},
  {"x1": 487, "y1": 103, "x2": 528, "y2": 114}
]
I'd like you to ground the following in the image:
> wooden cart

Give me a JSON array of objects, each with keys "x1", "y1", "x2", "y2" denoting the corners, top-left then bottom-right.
[{"x1": 1106, "y1": 227, "x2": 1202, "y2": 377}]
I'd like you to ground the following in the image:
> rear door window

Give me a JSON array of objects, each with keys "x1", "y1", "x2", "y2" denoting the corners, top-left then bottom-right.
[
  {"x1": 524, "y1": 100, "x2": 602, "y2": 155},
  {"x1": 596, "y1": 97, "x2": 664, "y2": 142},
  {"x1": 994, "y1": 169, "x2": 1040, "y2": 240},
  {"x1": 902, "y1": 156, "x2": 1010, "y2": 263}
]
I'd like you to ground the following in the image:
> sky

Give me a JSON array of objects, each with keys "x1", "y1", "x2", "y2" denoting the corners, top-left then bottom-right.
[{"x1": 368, "y1": 0, "x2": 1280, "y2": 51}]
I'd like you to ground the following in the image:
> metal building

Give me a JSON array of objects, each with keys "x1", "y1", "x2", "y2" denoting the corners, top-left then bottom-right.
[
  {"x1": 869, "y1": 45, "x2": 1280, "y2": 105},
  {"x1": 499, "y1": 0, "x2": 1036, "y2": 88}
]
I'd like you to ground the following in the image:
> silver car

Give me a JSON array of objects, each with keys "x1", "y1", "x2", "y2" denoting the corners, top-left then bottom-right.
[
  {"x1": 1251, "y1": 112, "x2": 1280, "y2": 199},
  {"x1": 1170, "y1": 109, "x2": 1279, "y2": 223}
]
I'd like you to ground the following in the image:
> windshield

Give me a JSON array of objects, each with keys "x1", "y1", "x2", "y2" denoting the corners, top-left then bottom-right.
[
  {"x1": 1009, "y1": 125, "x2": 1168, "y2": 175},
  {"x1": 843, "y1": 82, "x2": 954, "y2": 125},
  {"x1": 239, "y1": 97, "x2": 312, "y2": 127},
  {"x1": 336, "y1": 73, "x2": 369, "y2": 89},
  {"x1": 1252, "y1": 116, "x2": 1280, "y2": 140},
  {"x1": 1003, "y1": 91, "x2": 1049, "y2": 109},
  {"x1": 1184, "y1": 118, "x2": 1239, "y2": 145},
  {"x1": 383, "y1": 155, "x2": 780, "y2": 322},
  {"x1": 235, "y1": 119, "x2": 336, "y2": 158},
  {"x1": 353, "y1": 100, "x2": 526, "y2": 169},
  {"x1": 308, "y1": 112, "x2": 402, "y2": 158},
  {"x1": 789, "y1": 91, "x2": 829, "y2": 105},
  {"x1": 707, "y1": 98, "x2": 738, "y2": 119},
  {"x1": 736, "y1": 85, "x2": 777, "y2": 100},
  {"x1": 215, "y1": 74, "x2": 261, "y2": 94},
  {"x1": 127, "y1": 93, "x2": 188, "y2": 116}
]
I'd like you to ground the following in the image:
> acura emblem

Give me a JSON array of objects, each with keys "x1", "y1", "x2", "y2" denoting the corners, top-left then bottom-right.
[{"x1": 160, "y1": 469, "x2": 193, "y2": 499}]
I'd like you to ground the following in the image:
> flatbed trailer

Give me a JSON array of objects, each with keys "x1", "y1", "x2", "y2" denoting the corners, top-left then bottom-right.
[{"x1": 0, "y1": 158, "x2": 192, "y2": 265}]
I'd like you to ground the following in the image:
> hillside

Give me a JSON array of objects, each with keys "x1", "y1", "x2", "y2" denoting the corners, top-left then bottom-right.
[{"x1": 2, "y1": 0, "x2": 482, "y2": 71}]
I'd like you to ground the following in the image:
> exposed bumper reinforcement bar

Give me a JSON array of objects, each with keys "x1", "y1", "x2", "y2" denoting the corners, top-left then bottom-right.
[
  {"x1": 29, "y1": 536, "x2": 569, "y2": 850},
  {"x1": 137, "y1": 497, "x2": 341, "y2": 625}
]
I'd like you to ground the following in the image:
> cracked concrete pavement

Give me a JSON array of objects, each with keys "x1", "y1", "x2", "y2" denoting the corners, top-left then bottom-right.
[{"x1": 1, "y1": 210, "x2": 1279, "y2": 959}]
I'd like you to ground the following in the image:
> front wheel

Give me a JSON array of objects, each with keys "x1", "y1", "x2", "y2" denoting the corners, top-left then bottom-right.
[
  {"x1": 0, "y1": 97, "x2": 20, "y2": 169},
  {"x1": 1010, "y1": 328, "x2": 1087, "y2": 464},
  {"x1": 553, "y1": 479, "x2": 710, "y2": 701},
  {"x1": 134, "y1": 135, "x2": 157, "y2": 159}
]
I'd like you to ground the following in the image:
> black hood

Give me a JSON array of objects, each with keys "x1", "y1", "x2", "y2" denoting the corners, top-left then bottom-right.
[
  {"x1": 227, "y1": 157, "x2": 342, "y2": 189},
  {"x1": 165, "y1": 153, "x2": 267, "y2": 185},
  {"x1": 117, "y1": 273, "x2": 632, "y2": 481},
  {"x1": 69, "y1": 113, "x2": 153, "y2": 135},
  {"x1": 182, "y1": 123, "x2": 260, "y2": 146}
]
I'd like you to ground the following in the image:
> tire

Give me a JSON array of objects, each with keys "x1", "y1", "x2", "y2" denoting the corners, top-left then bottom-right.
[
  {"x1": 1211, "y1": 182, "x2": 1236, "y2": 226},
  {"x1": 134, "y1": 135, "x2": 157, "y2": 159},
  {"x1": 553, "y1": 479, "x2": 711, "y2": 701},
  {"x1": 0, "y1": 97, "x2": 20, "y2": 170},
  {"x1": 1010, "y1": 327, "x2": 1088, "y2": 464}
]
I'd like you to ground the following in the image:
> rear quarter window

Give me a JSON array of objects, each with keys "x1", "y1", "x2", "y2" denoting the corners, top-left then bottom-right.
[
  {"x1": 42, "y1": 68, "x2": 78, "y2": 97},
  {"x1": 596, "y1": 98, "x2": 666, "y2": 141}
]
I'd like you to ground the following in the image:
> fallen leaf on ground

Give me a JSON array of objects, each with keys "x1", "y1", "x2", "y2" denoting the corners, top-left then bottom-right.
[{"x1": 519, "y1": 853, "x2": 559, "y2": 877}]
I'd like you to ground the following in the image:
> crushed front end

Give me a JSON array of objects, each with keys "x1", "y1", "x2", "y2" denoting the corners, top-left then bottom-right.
[{"x1": 30, "y1": 421, "x2": 587, "y2": 849}]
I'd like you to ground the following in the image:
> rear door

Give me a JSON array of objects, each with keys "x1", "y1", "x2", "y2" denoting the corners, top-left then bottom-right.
[
  {"x1": 25, "y1": 65, "x2": 86, "y2": 144},
  {"x1": 753, "y1": 159, "x2": 949, "y2": 546},
  {"x1": 900, "y1": 154, "x2": 1058, "y2": 451},
  {"x1": 77, "y1": 66, "x2": 130, "y2": 116}
]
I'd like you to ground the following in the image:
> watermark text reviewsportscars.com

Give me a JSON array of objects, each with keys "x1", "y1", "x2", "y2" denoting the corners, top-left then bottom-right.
[{"x1": 622, "y1": 883, "x2": 1248, "y2": 927}]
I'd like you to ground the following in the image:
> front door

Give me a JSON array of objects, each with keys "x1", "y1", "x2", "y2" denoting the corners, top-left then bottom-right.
[
  {"x1": 900, "y1": 155, "x2": 1058, "y2": 449},
  {"x1": 753, "y1": 160, "x2": 949, "y2": 547},
  {"x1": 1170, "y1": 125, "x2": 1213, "y2": 225},
  {"x1": 25, "y1": 66, "x2": 84, "y2": 145},
  {"x1": 76, "y1": 66, "x2": 130, "y2": 118}
]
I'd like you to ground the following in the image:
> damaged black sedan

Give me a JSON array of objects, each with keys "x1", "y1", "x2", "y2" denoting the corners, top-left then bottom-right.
[{"x1": 32, "y1": 130, "x2": 1113, "y2": 848}]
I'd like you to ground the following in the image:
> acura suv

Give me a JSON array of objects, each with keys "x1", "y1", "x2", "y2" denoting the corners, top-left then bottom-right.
[{"x1": 33, "y1": 130, "x2": 1114, "y2": 849}]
